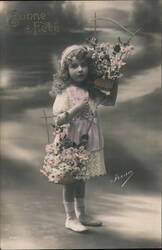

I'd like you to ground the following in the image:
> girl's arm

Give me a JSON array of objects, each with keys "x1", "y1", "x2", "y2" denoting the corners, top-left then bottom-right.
[
  {"x1": 95, "y1": 81, "x2": 118, "y2": 106},
  {"x1": 53, "y1": 91, "x2": 89, "y2": 126},
  {"x1": 56, "y1": 100, "x2": 89, "y2": 126}
]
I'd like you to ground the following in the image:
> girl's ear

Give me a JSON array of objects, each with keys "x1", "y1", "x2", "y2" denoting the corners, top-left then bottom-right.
[{"x1": 66, "y1": 57, "x2": 73, "y2": 65}]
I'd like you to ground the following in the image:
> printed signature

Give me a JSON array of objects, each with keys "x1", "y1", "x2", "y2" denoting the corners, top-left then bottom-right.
[{"x1": 111, "y1": 170, "x2": 134, "y2": 188}]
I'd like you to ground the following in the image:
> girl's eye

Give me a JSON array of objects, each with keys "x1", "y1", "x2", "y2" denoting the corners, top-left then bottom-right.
[
  {"x1": 81, "y1": 62, "x2": 87, "y2": 67},
  {"x1": 70, "y1": 61, "x2": 87, "y2": 69},
  {"x1": 71, "y1": 63, "x2": 78, "y2": 69}
]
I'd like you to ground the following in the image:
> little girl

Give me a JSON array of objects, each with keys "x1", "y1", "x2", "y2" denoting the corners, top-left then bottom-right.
[{"x1": 51, "y1": 44, "x2": 118, "y2": 232}]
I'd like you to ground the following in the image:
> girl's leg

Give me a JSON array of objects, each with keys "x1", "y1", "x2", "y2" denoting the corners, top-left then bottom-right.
[
  {"x1": 74, "y1": 180, "x2": 102, "y2": 227},
  {"x1": 62, "y1": 183, "x2": 87, "y2": 232},
  {"x1": 74, "y1": 180, "x2": 86, "y2": 219},
  {"x1": 63, "y1": 183, "x2": 75, "y2": 202},
  {"x1": 74, "y1": 180, "x2": 86, "y2": 218},
  {"x1": 74, "y1": 180, "x2": 85, "y2": 199}
]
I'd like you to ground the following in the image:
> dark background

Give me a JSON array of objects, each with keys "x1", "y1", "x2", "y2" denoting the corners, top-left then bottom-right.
[{"x1": 0, "y1": 1, "x2": 161, "y2": 249}]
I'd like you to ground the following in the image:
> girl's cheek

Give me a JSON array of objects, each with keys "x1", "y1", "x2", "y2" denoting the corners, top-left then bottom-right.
[{"x1": 84, "y1": 67, "x2": 88, "y2": 75}]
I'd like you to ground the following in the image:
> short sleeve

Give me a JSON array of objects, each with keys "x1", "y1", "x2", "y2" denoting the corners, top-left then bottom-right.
[{"x1": 53, "y1": 90, "x2": 70, "y2": 115}]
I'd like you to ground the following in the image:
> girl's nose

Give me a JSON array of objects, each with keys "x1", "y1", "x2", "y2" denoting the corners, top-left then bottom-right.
[{"x1": 78, "y1": 66, "x2": 83, "y2": 72}]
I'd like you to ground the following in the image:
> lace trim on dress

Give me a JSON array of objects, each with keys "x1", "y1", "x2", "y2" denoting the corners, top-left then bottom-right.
[{"x1": 76, "y1": 149, "x2": 107, "y2": 180}]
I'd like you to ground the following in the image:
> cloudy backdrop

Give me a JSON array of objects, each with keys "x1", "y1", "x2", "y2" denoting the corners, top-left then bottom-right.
[{"x1": 0, "y1": 1, "x2": 161, "y2": 249}]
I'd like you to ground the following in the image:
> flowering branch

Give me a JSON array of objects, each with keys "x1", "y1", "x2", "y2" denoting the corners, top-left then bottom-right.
[{"x1": 86, "y1": 37, "x2": 134, "y2": 82}]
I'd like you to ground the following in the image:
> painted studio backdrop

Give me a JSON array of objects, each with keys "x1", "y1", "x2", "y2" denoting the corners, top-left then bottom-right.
[{"x1": 0, "y1": 1, "x2": 161, "y2": 249}]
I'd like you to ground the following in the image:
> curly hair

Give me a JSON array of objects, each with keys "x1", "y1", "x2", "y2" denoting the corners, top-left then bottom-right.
[{"x1": 49, "y1": 45, "x2": 97, "y2": 97}]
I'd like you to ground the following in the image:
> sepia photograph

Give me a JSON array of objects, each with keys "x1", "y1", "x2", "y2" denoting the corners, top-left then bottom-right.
[{"x1": 0, "y1": 0, "x2": 161, "y2": 249}]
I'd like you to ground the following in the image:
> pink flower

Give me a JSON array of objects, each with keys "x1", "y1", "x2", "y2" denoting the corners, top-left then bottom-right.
[
  {"x1": 45, "y1": 144, "x2": 54, "y2": 153},
  {"x1": 69, "y1": 147, "x2": 74, "y2": 152},
  {"x1": 60, "y1": 132, "x2": 67, "y2": 139},
  {"x1": 47, "y1": 159, "x2": 55, "y2": 165},
  {"x1": 124, "y1": 45, "x2": 134, "y2": 52},
  {"x1": 75, "y1": 153, "x2": 85, "y2": 159},
  {"x1": 116, "y1": 60, "x2": 126, "y2": 67},
  {"x1": 40, "y1": 169, "x2": 48, "y2": 176}
]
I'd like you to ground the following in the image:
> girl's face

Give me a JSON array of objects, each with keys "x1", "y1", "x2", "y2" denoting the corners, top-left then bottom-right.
[{"x1": 68, "y1": 57, "x2": 88, "y2": 83}]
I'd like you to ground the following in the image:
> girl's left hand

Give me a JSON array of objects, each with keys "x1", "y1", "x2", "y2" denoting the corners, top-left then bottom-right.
[
  {"x1": 71, "y1": 98, "x2": 89, "y2": 114},
  {"x1": 77, "y1": 99, "x2": 90, "y2": 117},
  {"x1": 57, "y1": 99, "x2": 91, "y2": 123}
]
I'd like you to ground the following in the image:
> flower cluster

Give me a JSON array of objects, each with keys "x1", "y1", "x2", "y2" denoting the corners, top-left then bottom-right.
[
  {"x1": 40, "y1": 125, "x2": 90, "y2": 184},
  {"x1": 86, "y1": 37, "x2": 134, "y2": 81}
]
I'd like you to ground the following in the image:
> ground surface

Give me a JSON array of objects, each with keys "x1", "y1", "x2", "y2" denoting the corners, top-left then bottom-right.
[{"x1": 1, "y1": 173, "x2": 161, "y2": 249}]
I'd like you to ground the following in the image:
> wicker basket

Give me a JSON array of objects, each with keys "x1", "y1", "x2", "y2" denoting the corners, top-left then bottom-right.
[{"x1": 94, "y1": 78, "x2": 115, "y2": 91}]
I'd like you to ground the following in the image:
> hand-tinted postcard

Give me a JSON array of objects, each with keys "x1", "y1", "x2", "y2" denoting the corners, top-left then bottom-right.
[{"x1": 0, "y1": 1, "x2": 161, "y2": 249}]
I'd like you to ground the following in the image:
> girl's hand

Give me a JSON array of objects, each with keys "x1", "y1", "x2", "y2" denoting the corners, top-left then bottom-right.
[
  {"x1": 75, "y1": 98, "x2": 89, "y2": 113},
  {"x1": 56, "y1": 98, "x2": 90, "y2": 125},
  {"x1": 68, "y1": 98, "x2": 90, "y2": 119}
]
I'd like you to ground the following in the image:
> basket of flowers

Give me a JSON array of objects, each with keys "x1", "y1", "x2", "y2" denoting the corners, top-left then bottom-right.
[
  {"x1": 40, "y1": 124, "x2": 90, "y2": 184},
  {"x1": 86, "y1": 37, "x2": 134, "y2": 91}
]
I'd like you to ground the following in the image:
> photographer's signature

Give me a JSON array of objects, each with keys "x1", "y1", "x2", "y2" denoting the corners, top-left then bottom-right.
[{"x1": 111, "y1": 170, "x2": 134, "y2": 188}]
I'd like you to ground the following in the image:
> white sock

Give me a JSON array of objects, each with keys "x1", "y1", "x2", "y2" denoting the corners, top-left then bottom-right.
[
  {"x1": 74, "y1": 198, "x2": 85, "y2": 218},
  {"x1": 63, "y1": 201, "x2": 75, "y2": 220}
]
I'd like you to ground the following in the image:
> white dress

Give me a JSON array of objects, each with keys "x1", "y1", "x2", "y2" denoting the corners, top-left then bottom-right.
[{"x1": 53, "y1": 85, "x2": 115, "y2": 179}]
